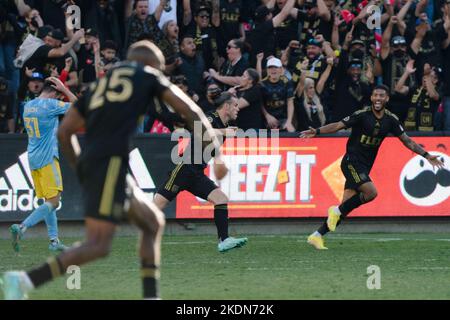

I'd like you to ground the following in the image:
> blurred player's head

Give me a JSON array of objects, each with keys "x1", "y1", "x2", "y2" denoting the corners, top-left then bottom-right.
[
  {"x1": 127, "y1": 40, "x2": 165, "y2": 71},
  {"x1": 214, "y1": 92, "x2": 239, "y2": 121},
  {"x1": 371, "y1": 85, "x2": 390, "y2": 112}
]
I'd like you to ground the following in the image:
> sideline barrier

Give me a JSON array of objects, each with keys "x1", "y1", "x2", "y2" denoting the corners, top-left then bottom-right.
[{"x1": 0, "y1": 134, "x2": 449, "y2": 221}]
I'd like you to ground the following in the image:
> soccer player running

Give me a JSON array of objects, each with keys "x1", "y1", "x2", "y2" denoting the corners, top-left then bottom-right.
[
  {"x1": 10, "y1": 77, "x2": 77, "y2": 252},
  {"x1": 154, "y1": 92, "x2": 248, "y2": 253},
  {"x1": 2, "y1": 40, "x2": 227, "y2": 300},
  {"x1": 301, "y1": 85, "x2": 445, "y2": 250}
]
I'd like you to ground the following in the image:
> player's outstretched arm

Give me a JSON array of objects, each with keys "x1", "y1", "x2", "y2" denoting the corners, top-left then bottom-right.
[
  {"x1": 300, "y1": 121, "x2": 346, "y2": 138},
  {"x1": 398, "y1": 133, "x2": 445, "y2": 169},
  {"x1": 161, "y1": 84, "x2": 228, "y2": 180},
  {"x1": 58, "y1": 107, "x2": 85, "y2": 170}
]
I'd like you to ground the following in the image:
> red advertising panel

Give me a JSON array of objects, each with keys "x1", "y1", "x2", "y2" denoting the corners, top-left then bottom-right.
[{"x1": 176, "y1": 137, "x2": 450, "y2": 218}]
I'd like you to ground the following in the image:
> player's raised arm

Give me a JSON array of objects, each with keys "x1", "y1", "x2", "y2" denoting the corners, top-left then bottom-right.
[
  {"x1": 300, "y1": 121, "x2": 346, "y2": 138},
  {"x1": 398, "y1": 133, "x2": 445, "y2": 169}
]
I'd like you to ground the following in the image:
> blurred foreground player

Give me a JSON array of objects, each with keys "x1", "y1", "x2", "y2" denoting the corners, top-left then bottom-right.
[
  {"x1": 2, "y1": 41, "x2": 226, "y2": 300},
  {"x1": 301, "y1": 85, "x2": 445, "y2": 250}
]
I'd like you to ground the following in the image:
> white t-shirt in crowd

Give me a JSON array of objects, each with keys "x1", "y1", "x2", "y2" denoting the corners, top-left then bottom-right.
[{"x1": 148, "y1": 0, "x2": 177, "y2": 29}]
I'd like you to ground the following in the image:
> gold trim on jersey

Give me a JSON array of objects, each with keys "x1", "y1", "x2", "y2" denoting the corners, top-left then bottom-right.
[
  {"x1": 348, "y1": 164, "x2": 361, "y2": 183},
  {"x1": 165, "y1": 163, "x2": 184, "y2": 191}
]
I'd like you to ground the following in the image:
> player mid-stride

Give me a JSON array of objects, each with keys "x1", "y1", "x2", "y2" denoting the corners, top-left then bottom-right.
[{"x1": 300, "y1": 85, "x2": 445, "y2": 250}]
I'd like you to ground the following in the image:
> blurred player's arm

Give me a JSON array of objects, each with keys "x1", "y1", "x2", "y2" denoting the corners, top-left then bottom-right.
[
  {"x1": 300, "y1": 121, "x2": 346, "y2": 138},
  {"x1": 398, "y1": 133, "x2": 444, "y2": 168},
  {"x1": 58, "y1": 107, "x2": 85, "y2": 170}
]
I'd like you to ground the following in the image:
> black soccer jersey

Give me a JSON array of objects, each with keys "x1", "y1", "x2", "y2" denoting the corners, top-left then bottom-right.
[
  {"x1": 341, "y1": 107, "x2": 405, "y2": 167},
  {"x1": 184, "y1": 109, "x2": 226, "y2": 169},
  {"x1": 74, "y1": 62, "x2": 171, "y2": 161}
]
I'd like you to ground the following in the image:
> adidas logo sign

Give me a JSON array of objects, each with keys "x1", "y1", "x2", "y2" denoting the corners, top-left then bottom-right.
[
  {"x1": 0, "y1": 152, "x2": 42, "y2": 212},
  {"x1": 0, "y1": 148, "x2": 156, "y2": 213},
  {"x1": 128, "y1": 148, "x2": 156, "y2": 198}
]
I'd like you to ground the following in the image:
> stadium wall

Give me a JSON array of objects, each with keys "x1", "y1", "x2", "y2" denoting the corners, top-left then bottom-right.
[{"x1": 0, "y1": 133, "x2": 449, "y2": 222}]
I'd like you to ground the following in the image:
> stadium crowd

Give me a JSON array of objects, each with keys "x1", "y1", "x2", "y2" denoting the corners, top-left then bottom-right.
[{"x1": 0, "y1": 0, "x2": 450, "y2": 134}]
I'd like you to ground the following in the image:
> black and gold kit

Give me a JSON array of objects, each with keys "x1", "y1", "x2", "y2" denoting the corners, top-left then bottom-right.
[
  {"x1": 340, "y1": 107, "x2": 404, "y2": 189},
  {"x1": 157, "y1": 110, "x2": 226, "y2": 202},
  {"x1": 74, "y1": 62, "x2": 171, "y2": 222}
]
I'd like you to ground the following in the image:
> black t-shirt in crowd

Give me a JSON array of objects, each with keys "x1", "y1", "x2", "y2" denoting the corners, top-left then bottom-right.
[
  {"x1": 78, "y1": 45, "x2": 97, "y2": 84},
  {"x1": 74, "y1": 62, "x2": 170, "y2": 162},
  {"x1": 295, "y1": 93, "x2": 323, "y2": 131},
  {"x1": 218, "y1": 0, "x2": 243, "y2": 52},
  {"x1": 186, "y1": 24, "x2": 219, "y2": 70},
  {"x1": 247, "y1": 20, "x2": 275, "y2": 66},
  {"x1": 25, "y1": 45, "x2": 75, "y2": 77},
  {"x1": 273, "y1": 6, "x2": 302, "y2": 53},
  {"x1": 261, "y1": 76, "x2": 294, "y2": 122},
  {"x1": 218, "y1": 56, "x2": 248, "y2": 90},
  {"x1": 297, "y1": 10, "x2": 333, "y2": 47},
  {"x1": 0, "y1": 94, "x2": 13, "y2": 133},
  {"x1": 341, "y1": 107, "x2": 405, "y2": 168},
  {"x1": 403, "y1": 84, "x2": 442, "y2": 132},
  {"x1": 443, "y1": 44, "x2": 450, "y2": 96},
  {"x1": 236, "y1": 84, "x2": 263, "y2": 130}
]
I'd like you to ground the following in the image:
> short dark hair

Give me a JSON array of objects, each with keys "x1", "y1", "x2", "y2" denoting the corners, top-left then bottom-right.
[
  {"x1": 42, "y1": 80, "x2": 58, "y2": 94},
  {"x1": 102, "y1": 40, "x2": 117, "y2": 51},
  {"x1": 213, "y1": 92, "x2": 234, "y2": 108},
  {"x1": 373, "y1": 84, "x2": 390, "y2": 95}
]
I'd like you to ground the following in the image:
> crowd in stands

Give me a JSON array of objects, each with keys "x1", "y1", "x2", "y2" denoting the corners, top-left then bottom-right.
[{"x1": 1, "y1": 0, "x2": 450, "y2": 134}]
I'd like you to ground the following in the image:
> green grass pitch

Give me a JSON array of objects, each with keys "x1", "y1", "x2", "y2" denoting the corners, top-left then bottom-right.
[{"x1": 1, "y1": 233, "x2": 450, "y2": 299}]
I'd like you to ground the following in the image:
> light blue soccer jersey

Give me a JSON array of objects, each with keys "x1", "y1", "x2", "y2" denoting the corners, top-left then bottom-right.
[{"x1": 23, "y1": 98, "x2": 71, "y2": 170}]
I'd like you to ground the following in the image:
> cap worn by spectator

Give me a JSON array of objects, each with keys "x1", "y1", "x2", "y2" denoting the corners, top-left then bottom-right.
[
  {"x1": 304, "y1": 0, "x2": 317, "y2": 8},
  {"x1": 391, "y1": 36, "x2": 406, "y2": 46},
  {"x1": 86, "y1": 28, "x2": 99, "y2": 38},
  {"x1": 47, "y1": 29, "x2": 64, "y2": 42},
  {"x1": 255, "y1": 5, "x2": 272, "y2": 22},
  {"x1": 37, "y1": 25, "x2": 54, "y2": 39},
  {"x1": 267, "y1": 57, "x2": 282, "y2": 68},
  {"x1": 30, "y1": 72, "x2": 45, "y2": 82},
  {"x1": 349, "y1": 59, "x2": 363, "y2": 69},
  {"x1": 195, "y1": 5, "x2": 211, "y2": 16},
  {"x1": 307, "y1": 38, "x2": 321, "y2": 47},
  {"x1": 351, "y1": 39, "x2": 365, "y2": 47}
]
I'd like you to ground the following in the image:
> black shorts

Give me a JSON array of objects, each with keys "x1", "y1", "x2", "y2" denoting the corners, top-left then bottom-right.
[
  {"x1": 78, "y1": 156, "x2": 130, "y2": 224},
  {"x1": 157, "y1": 163, "x2": 218, "y2": 202},
  {"x1": 341, "y1": 155, "x2": 372, "y2": 190}
]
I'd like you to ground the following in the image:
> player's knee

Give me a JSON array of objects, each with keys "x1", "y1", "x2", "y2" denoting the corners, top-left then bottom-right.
[
  {"x1": 363, "y1": 189, "x2": 378, "y2": 202},
  {"x1": 210, "y1": 190, "x2": 228, "y2": 205},
  {"x1": 88, "y1": 240, "x2": 112, "y2": 258}
]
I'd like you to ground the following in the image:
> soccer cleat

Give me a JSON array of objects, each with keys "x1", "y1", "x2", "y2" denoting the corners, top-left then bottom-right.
[
  {"x1": 49, "y1": 239, "x2": 69, "y2": 252},
  {"x1": 2, "y1": 271, "x2": 33, "y2": 300},
  {"x1": 9, "y1": 224, "x2": 23, "y2": 253},
  {"x1": 327, "y1": 206, "x2": 340, "y2": 232},
  {"x1": 218, "y1": 237, "x2": 248, "y2": 253},
  {"x1": 307, "y1": 235, "x2": 328, "y2": 250}
]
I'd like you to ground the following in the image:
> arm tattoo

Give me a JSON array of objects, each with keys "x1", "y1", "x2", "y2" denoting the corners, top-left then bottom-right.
[{"x1": 400, "y1": 134, "x2": 426, "y2": 155}]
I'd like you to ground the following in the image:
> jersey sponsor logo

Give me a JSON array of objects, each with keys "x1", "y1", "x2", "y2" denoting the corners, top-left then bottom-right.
[
  {"x1": 399, "y1": 151, "x2": 450, "y2": 206},
  {"x1": 0, "y1": 152, "x2": 46, "y2": 212}
]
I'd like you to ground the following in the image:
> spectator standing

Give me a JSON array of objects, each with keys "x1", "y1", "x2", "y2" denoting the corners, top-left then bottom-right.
[
  {"x1": 260, "y1": 57, "x2": 296, "y2": 132},
  {"x1": 207, "y1": 38, "x2": 248, "y2": 90},
  {"x1": 229, "y1": 68, "x2": 264, "y2": 130},
  {"x1": 159, "y1": 20, "x2": 181, "y2": 75}
]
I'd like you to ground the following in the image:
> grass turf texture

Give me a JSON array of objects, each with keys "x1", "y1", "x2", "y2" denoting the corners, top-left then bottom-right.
[{"x1": 1, "y1": 233, "x2": 450, "y2": 299}]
